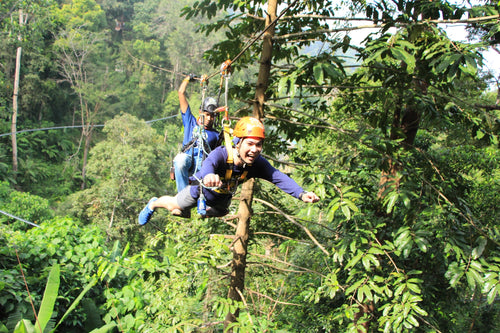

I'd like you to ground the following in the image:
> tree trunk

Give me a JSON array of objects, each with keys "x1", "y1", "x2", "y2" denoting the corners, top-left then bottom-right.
[
  {"x1": 377, "y1": 82, "x2": 423, "y2": 199},
  {"x1": 11, "y1": 9, "x2": 25, "y2": 177},
  {"x1": 225, "y1": 178, "x2": 254, "y2": 325},
  {"x1": 224, "y1": 1, "x2": 277, "y2": 331},
  {"x1": 252, "y1": 1, "x2": 277, "y2": 119}
]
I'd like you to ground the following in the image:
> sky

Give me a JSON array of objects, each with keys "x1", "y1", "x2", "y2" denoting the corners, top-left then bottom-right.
[
  {"x1": 347, "y1": 22, "x2": 499, "y2": 87},
  {"x1": 445, "y1": 23, "x2": 500, "y2": 82}
]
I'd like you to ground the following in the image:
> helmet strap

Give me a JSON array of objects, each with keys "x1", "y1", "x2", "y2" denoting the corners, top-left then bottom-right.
[{"x1": 234, "y1": 141, "x2": 252, "y2": 167}]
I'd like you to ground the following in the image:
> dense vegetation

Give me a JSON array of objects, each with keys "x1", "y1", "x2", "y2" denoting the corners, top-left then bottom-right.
[{"x1": 1, "y1": 0, "x2": 499, "y2": 332}]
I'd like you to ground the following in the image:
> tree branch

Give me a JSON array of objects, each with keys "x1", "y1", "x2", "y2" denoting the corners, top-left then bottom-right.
[
  {"x1": 245, "y1": 287, "x2": 303, "y2": 306},
  {"x1": 250, "y1": 252, "x2": 326, "y2": 277},
  {"x1": 252, "y1": 198, "x2": 330, "y2": 255},
  {"x1": 247, "y1": 261, "x2": 305, "y2": 274},
  {"x1": 273, "y1": 15, "x2": 500, "y2": 40}
]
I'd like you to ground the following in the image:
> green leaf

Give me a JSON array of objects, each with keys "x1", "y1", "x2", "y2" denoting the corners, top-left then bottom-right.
[
  {"x1": 38, "y1": 264, "x2": 60, "y2": 333},
  {"x1": 313, "y1": 63, "x2": 324, "y2": 84},
  {"x1": 343, "y1": 199, "x2": 359, "y2": 212},
  {"x1": 465, "y1": 269, "x2": 481, "y2": 290},
  {"x1": 391, "y1": 48, "x2": 415, "y2": 73},
  {"x1": 436, "y1": 56, "x2": 453, "y2": 73},
  {"x1": 406, "y1": 282, "x2": 421, "y2": 294},
  {"x1": 357, "y1": 286, "x2": 365, "y2": 302},
  {"x1": 14, "y1": 319, "x2": 36, "y2": 333},
  {"x1": 362, "y1": 255, "x2": 371, "y2": 271},
  {"x1": 448, "y1": 263, "x2": 465, "y2": 287},
  {"x1": 394, "y1": 227, "x2": 410, "y2": 248},
  {"x1": 386, "y1": 192, "x2": 399, "y2": 213},
  {"x1": 395, "y1": 284, "x2": 406, "y2": 296},
  {"x1": 406, "y1": 314, "x2": 419, "y2": 327},
  {"x1": 341, "y1": 204, "x2": 351, "y2": 220},
  {"x1": 472, "y1": 236, "x2": 487, "y2": 259},
  {"x1": 361, "y1": 284, "x2": 373, "y2": 301},
  {"x1": 327, "y1": 200, "x2": 340, "y2": 222},
  {"x1": 345, "y1": 251, "x2": 363, "y2": 269},
  {"x1": 51, "y1": 277, "x2": 98, "y2": 333},
  {"x1": 487, "y1": 284, "x2": 500, "y2": 304},
  {"x1": 89, "y1": 323, "x2": 117, "y2": 333},
  {"x1": 412, "y1": 304, "x2": 428, "y2": 316},
  {"x1": 414, "y1": 236, "x2": 429, "y2": 253}
]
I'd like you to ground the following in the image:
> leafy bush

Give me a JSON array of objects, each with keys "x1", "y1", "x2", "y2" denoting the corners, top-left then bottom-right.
[{"x1": 0, "y1": 217, "x2": 107, "y2": 332}]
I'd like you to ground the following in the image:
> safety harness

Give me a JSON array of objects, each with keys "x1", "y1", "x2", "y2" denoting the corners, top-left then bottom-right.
[
  {"x1": 183, "y1": 61, "x2": 251, "y2": 215},
  {"x1": 211, "y1": 119, "x2": 248, "y2": 195}
]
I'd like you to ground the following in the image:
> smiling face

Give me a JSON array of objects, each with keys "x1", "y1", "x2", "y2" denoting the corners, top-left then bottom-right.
[{"x1": 236, "y1": 137, "x2": 263, "y2": 165}]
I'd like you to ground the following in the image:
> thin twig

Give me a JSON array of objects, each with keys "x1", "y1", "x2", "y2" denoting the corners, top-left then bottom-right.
[
  {"x1": 245, "y1": 287, "x2": 303, "y2": 307},
  {"x1": 253, "y1": 198, "x2": 329, "y2": 255},
  {"x1": 15, "y1": 248, "x2": 42, "y2": 333}
]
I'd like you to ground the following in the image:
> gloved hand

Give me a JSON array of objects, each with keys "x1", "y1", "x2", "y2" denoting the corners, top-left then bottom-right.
[{"x1": 189, "y1": 73, "x2": 197, "y2": 82}]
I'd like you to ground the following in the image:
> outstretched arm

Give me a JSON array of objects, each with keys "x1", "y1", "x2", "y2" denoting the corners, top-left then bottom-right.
[{"x1": 178, "y1": 76, "x2": 190, "y2": 114}]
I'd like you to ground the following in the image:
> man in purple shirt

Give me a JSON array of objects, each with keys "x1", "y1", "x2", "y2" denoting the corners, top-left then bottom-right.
[{"x1": 139, "y1": 117, "x2": 319, "y2": 224}]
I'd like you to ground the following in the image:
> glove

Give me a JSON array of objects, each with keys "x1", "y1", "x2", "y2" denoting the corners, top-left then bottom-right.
[{"x1": 189, "y1": 73, "x2": 197, "y2": 82}]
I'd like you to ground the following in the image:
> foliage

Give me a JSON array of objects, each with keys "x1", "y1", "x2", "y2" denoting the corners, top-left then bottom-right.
[
  {"x1": 0, "y1": 217, "x2": 107, "y2": 332},
  {"x1": 181, "y1": 0, "x2": 500, "y2": 332},
  {"x1": 1, "y1": 0, "x2": 499, "y2": 332},
  {"x1": 0, "y1": 181, "x2": 54, "y2": 230},
  {"x1": 61, "y1": 113, "x2": 173, "y2": 247}
]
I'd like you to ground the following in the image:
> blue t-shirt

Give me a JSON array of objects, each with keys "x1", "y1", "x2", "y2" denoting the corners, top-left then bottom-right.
[
  {"x1": 181, "y1": 105, "x2": 219, "y2": 156},
  {"x1": 189, "y1": 146, "x2": 304, "y2": 206}
]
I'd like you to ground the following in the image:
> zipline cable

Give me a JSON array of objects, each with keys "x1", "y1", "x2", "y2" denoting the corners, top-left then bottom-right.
[
  {"x1": 121, "y1": 0, "x2": 299, "y2": 83},
  {"x1": 0, "y1": 209, "x2": 40, "y2": 228},
  {"x1": 1, "y1": 3, "x2": 300, "y2": 222},
  {"x1": 205, "y1": 0, "x2": 300, "y2": 81},
  {"x1": 0, "y1": 115, "x2": 178, "y2": 138}
]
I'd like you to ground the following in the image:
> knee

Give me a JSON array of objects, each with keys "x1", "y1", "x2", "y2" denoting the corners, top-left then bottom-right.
[
  {"x1": 155, "y1": 196, "x2": 179, "y2": 211},
  {"x1": 174, "y1": 153, "x2": 189, "y2": 169}
]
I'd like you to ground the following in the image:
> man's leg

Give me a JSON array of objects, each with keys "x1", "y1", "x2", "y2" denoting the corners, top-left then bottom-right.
[
  {"x1": 173, "y1": 153, "x2": 192, "y2": 192},
  {"x1": 150, "y1": 195, "x2": 181, "y2": 211},
  {"x1": 138, "y1": 187, "x2": 197, "y2": 225}
]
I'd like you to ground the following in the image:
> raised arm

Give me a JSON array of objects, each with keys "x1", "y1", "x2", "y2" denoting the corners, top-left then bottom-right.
[{"x1": 178, "y1": 76, "x2": 190, "y2": 114}]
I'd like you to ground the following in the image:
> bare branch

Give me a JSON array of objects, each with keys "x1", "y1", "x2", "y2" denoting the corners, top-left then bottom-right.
[
  {"x1": 252, "y1": 231, "x2": 295, "y2": 241},
  {"x1": 245, "y1": 287, "x2": 303, "y2": 306},
  {"x1": 281, "y1": 15, "x2": 374, "y2": 22},
  {"x1": 250, "y1": 252, "x2": 326, "y2": 277},
  {"x1": 252, "y1": 198, "x2": 330, "y2": 255},
  {"x1": 247, "y1": 260, "x2": 307, "y2": 273},
  {"x1": 273, "y1": 15, "x2": 500, "y2": 40}
]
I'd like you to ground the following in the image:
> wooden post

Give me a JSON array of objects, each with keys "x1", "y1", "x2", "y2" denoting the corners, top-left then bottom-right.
[{"x1": 11, "y1": 9, "x2": 25, "y2": 176}]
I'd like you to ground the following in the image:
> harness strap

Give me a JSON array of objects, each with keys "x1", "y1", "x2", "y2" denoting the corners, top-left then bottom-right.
[
  {"x1": 223, "y1": 124, "x2": 233, "y2": 188},
  {"x1": 220, "y1": 126, "x2": 249, "y2": 193}
]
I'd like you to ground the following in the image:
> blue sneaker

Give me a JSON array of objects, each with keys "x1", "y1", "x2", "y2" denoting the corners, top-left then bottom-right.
[{"x1": 138, "y1": 197, "x2": 158, "y2": 225}]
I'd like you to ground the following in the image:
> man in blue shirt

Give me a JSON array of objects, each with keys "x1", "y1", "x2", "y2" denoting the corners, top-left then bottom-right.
[
  {"x1": 173, "y1": 75, "x2": 220, "y2": 192},
  {"x1": 139, "y1": 117, "x2": 319, "y2": 224}
]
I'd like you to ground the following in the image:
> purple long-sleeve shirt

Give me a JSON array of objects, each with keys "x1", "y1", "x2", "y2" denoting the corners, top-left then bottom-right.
[{"x1": 189, "y1": 146, "x2": 304, "y2": 206}]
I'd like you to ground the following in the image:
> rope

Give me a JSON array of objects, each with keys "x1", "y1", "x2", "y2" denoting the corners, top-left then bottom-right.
[
  {"x1": 120, "y1": 0, "x2": 299, "y2": 83},
  {"x1": 0, "y1": 115, "x2": 178, "y2": 138},
  {"x1": 0, "y1": 209, "x2": 40, "y2": 228},
  {"x1": 205, "y1": 0, "x2": 300, "y2": 81}
]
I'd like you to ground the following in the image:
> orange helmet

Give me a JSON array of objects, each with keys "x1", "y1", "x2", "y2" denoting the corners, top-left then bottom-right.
[{"x1": 233, "y1": 117, "x2": 265, "y2": 139}]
